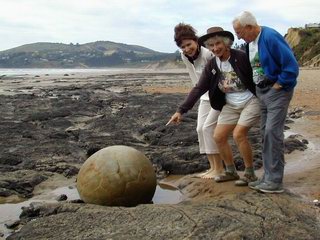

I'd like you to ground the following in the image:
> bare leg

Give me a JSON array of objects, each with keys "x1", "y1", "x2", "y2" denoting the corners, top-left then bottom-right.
[
  {"x1": 214, "y1": 124, "x2": 236, "y2": 167},
  {"x1": 233, "y1": 125, "x2": 253, "y2": 168},
  {"x1": 194, "y1": 102, "x2": 221, "y2": 178},
  {"x1": 201, "y1": 154, "x2": 224, "y2": 179},
  {"x1": 194, "y1": 169, "x2": 210, "y2": 178}
]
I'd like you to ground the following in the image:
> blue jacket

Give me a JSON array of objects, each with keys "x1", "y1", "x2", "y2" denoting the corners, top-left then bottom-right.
[{"x1": 248, "y1": 26, "x2": 299, "y2": 90}]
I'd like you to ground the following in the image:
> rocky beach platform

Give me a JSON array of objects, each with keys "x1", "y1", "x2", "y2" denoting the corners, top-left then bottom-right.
[{"x1": 0, "y1": 68, "x2": 319, "y2": 239}]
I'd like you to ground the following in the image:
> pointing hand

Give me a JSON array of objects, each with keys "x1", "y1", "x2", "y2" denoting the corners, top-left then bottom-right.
[{"x1": 166, "y1": 112, "x2": 182, "y2": 126}]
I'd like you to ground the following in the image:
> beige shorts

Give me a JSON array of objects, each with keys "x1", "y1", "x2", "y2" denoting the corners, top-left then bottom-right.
[{"x1": 217, "y1": 97, "x2": 260, "y2": 126}]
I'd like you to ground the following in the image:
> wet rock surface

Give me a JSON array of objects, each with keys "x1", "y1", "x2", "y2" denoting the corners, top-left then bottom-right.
[
  {"x1": 55, "y1": 194, "x2": 68, "y2": 202},
  {"x1": 0, "y1": 72, "x2": 275, "y2": 198},
  {"x1": 0, "y1": 72, "x2": 190, "y2": 197},
  {"x1": 0, "y1": 71, "x2": 316, "y2": 239},
  {"x1": 7, "y1": 190, "x2": 320, "y2": 240},
  {"x1": 0, "y1": 170, "x2": 48, "y2": 198},
  {"x1": 0, "y1": 72, "x2": 309, "y2": 197},
  {"x1": 284, "y1": 134, "x2": 308, "y2": 154}
]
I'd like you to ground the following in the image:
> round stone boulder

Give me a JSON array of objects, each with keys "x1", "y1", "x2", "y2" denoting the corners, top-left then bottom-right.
[{"x1": 77, "y1": 145, "x2": 157, "y2": 206}]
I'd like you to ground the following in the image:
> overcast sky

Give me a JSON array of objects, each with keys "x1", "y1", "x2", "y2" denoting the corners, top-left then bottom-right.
[{"x1": 0, "y1": 0, "x2": 319, "y2": 53}]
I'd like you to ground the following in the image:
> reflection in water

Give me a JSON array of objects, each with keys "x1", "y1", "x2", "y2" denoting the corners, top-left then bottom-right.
[
  {"x1": 284, "y1": 130, "x2": 297, "y2": 138},
  {"x1": 0, "y1": 183, "x2": 183, "y2": 237},
  {"x1": 153, "y1": 185, "x2": 183, "y2": 204}
]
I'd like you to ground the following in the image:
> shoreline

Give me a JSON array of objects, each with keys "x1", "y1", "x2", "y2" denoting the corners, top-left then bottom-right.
[{"x1": 0, "y1": 67, "x2": 187, "y2": 78}]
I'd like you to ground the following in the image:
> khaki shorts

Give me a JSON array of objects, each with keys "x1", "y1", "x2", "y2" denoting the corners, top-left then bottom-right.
[{"x1": 217, "y1": 97, "x2": 260, "y2": 126}]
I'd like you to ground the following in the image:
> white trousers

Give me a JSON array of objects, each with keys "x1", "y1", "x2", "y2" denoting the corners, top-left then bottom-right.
[{"x1": 196, "y1": 100, "x2": 220, "y2": 154}]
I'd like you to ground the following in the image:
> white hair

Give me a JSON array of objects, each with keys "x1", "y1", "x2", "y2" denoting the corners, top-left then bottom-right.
[
  {"x1": 204, "y1": 36, "x2": 233, "y2": 48},
  {"x1": 232, "y1": 11, "x2": 258, "y2": 27}
]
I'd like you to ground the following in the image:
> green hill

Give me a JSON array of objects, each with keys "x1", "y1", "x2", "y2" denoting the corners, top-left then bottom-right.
[
  {"x1": 0, "y1": 41, "x2": 178, "y2": 68},
  {"x1": 285, "y1": 27, "x2": 320, "y2": 67}
]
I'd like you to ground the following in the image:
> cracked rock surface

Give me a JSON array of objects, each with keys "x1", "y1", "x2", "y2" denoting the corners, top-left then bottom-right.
[
  {"x1": 0, "y1": 71, "x2": 283, "y2": 198},
  {"x1": 8, "y1": 189, "x2": 319, "y2": 240},
  {"x1": 1, "y1": 70, "x2": 316, "y2": 239}
]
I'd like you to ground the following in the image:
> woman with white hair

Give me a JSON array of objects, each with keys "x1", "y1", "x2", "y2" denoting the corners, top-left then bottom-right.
[{"x1": 168, "y1": 27, "x2": 260, "y2": 186}]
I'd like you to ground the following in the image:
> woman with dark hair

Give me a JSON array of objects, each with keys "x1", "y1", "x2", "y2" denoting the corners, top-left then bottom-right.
[
  {"x1": 169, "y1": 23, "x2": 223, "y2": 178},
  {"x1": 168, "y1": 27, "x2": 260, "y2": 186}
]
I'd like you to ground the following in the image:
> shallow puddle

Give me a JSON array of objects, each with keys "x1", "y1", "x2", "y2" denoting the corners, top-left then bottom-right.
[
  {"x1": 153, "y1": 184, "x2": 183, "y2": 204},
  {"x1": 284, "y1": 129, "x2": 297, "y2": 138},
  {"x1": 0, "y1": 183, "x2": 183, "y2": 238}
]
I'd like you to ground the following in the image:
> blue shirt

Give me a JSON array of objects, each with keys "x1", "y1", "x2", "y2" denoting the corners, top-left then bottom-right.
[{"x1": 258, "y1": 26, "x2": 299, "y2": 90}]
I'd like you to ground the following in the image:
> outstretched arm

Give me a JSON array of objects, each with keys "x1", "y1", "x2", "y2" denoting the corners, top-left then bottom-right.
[{"x1": 177, "y1": 60, "x2": 213, "y2": 114}]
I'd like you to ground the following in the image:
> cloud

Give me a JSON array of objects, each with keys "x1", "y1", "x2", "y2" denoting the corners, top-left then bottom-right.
[{"x1": 0, "y1": 0, "x2": 319, "y2": 52}]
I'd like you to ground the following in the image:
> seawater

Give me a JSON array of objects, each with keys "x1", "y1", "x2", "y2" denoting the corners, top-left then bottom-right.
[
  {"x1": 0, "y1": 68, "x2": 141, "y2": 77},
  {"x1": 0, "y1": 184, "x2": 183, "y2": 237}
]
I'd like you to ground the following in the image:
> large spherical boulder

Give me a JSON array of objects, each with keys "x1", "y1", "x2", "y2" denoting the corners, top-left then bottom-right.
[{"x1": 76, "y1": 145, "x2": 157, "y2": 207}]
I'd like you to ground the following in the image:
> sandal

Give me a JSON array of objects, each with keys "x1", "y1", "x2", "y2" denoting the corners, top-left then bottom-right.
[
  {"x1": 235, "y1": 173, "x2": 258, "y2": 186},
  {"x1": 214, "y1": 171, "x2": 240, "y2": 183}
]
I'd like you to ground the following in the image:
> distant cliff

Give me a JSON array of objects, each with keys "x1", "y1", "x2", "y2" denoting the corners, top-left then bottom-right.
[
  {"x1": 0, "y1": 41, "x2": 180, "y2": 68},
  {"x1": 285, "y1": 27, "x2": 320, "y2": 67},
  {"x1": 3, "y1": 28, "x2": 319, "y2": 69}
]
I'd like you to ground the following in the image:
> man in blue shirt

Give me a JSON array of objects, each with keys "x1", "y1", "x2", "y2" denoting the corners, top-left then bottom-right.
[{"x1": 232, "y1": 11, "x2": 299, "y2": 193}]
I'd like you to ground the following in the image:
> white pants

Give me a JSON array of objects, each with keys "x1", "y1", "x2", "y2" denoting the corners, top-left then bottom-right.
[{"x1": 196, "y1": 100, "x2": 220, "y2": 154}]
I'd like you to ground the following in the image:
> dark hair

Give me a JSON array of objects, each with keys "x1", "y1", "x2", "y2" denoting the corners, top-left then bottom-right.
[{"x1": 174, "y1": 23, "x2": 198, "y2": 47}]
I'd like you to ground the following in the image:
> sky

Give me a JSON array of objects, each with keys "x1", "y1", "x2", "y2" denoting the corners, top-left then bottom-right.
[{"x1": 0, "y1": 0, "x2": 319, "y2": 53}]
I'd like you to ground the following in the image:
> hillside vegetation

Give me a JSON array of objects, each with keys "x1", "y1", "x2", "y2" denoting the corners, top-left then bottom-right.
[
  {"x1": 0, "y1": 41, "x2": 179, "y2": 68},
  {"x1": 285, "y1": 28, "x2": 320, "y2": 67},
  {"x1": 1, "y1": 27, "x2": 319, "y2": 68}
]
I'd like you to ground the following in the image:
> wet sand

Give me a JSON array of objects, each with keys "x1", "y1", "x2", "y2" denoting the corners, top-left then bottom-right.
[
  {"x1": 150, "y1": 68, "x2": 320, "y2": 202},
  {"x1": 290, "y1": 68, "x2": 320, "y2": 117}
]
